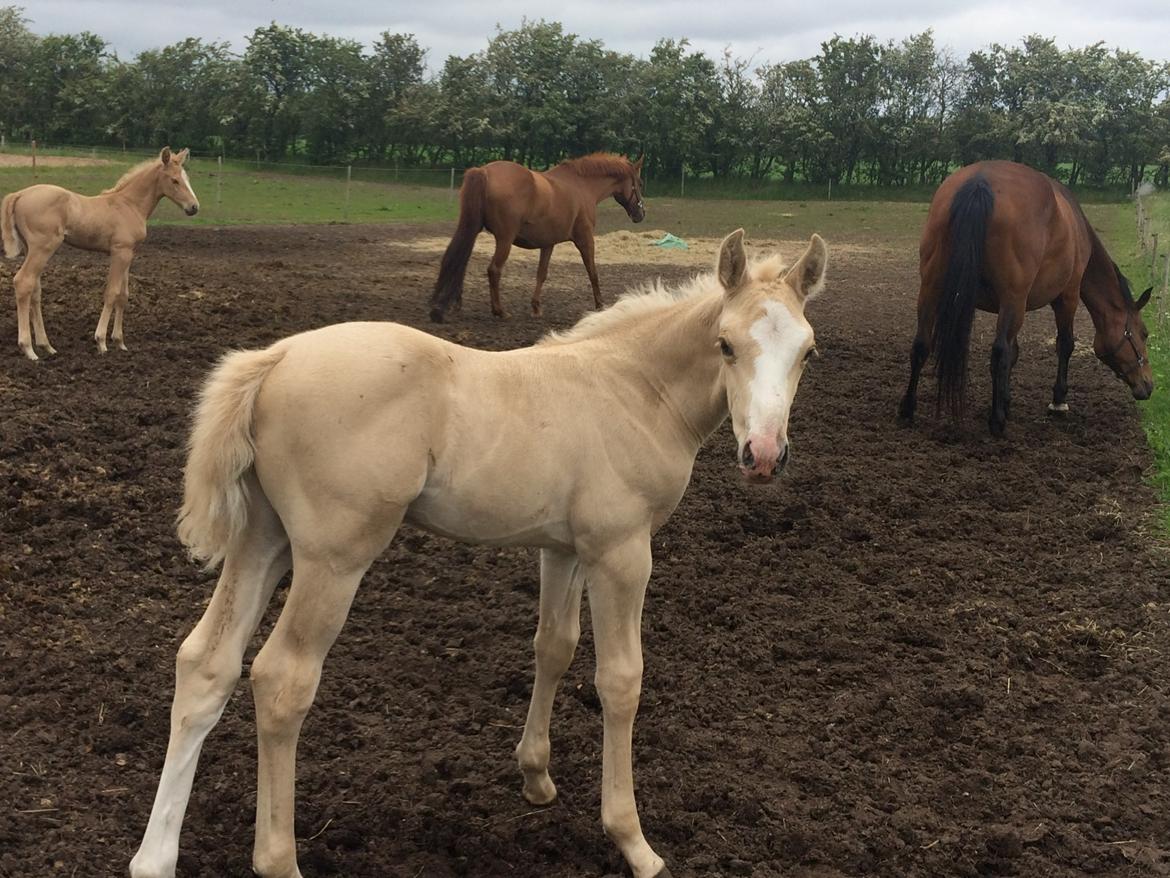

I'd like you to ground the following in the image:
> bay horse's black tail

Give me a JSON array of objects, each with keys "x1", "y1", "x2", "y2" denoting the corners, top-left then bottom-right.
[
  {"x1": 430, "y1": 168, "x2": 487, "y2": 322},
  {"x1": 933, "y1": 173, "x2": 994, "y2": 418}
]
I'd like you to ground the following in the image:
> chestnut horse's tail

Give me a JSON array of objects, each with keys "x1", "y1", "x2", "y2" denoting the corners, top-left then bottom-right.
[
  {"x1": 178, "y1": 343, "x2": 288, "y2": 569},
  {"x1": 933, "y1": 173, "x2": 994, "y2": 418},
  {"x1": 430, "y1": 167, "x2": 487, "y2": 322},
  {"x1": 1, "y1": 192, "x2": 23, "y2": 258}
]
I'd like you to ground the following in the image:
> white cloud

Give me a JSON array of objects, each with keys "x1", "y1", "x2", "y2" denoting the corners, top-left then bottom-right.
[{"x1": 20, "y1": 0, "x2": 1170, "y2": 67}]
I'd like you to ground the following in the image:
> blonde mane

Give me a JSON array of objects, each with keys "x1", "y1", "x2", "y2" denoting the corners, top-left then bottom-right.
[
  {"x1": 104, "y1": 158, "x2": 160, "y2": 193},
  {"x1": 554, "y1": 152, "x2": 633, "y2": 179},
  {"x1": 540, "y1": 253, "x2": 791, "y2": 346}
]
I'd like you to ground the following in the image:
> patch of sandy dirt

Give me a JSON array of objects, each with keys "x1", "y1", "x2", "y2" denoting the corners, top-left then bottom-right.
[
  {"x1": 390, "y1": 228, "x2": 882, "y2": 269},
  {"x1": 0, "y1": 153, "x2": 114, "y2": 168}
]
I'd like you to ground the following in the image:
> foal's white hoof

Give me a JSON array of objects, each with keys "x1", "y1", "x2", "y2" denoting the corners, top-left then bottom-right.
[
  {"x1": 20, "y1": 346, "x2": 38, "y2": 361},
  {"x1": 95, "y1": 340, "x2": 108, "y2": 354},
  {"x1": 1047, "y1": 402, "x2": 1069, "y2": 414},
  {"x1": 521, "y1": 771, "x2": 558, "y2": 805},
  {"x1": 41, "y1": 344, "x2": 57, "y2": 356}
]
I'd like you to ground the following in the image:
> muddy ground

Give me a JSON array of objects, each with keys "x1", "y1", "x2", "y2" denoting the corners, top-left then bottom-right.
[{"x1": 2, "y1": 222, "x2": 1169, "y2": 878}]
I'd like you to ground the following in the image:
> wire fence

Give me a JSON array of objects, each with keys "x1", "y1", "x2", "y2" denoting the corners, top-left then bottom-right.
[{"x1": 1136, "y1": 194, "x2": 1170, "y2": 333}]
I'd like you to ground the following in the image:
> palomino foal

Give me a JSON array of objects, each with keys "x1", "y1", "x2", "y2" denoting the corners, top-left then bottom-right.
[
  {"x1": 130, "y1": 229, "x2": 829, "y2": 878},
  {"x1": 1, "y1": 146, "x2": 199, "y2": 359}
]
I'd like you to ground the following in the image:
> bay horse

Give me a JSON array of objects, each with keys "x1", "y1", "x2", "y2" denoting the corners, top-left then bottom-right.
[
  {"x1": 429, "y1": 152, "x2": 645, "y2": 322},
  {"x1": 129, "y1": 229, "x2": 829, "y2": 878},
  {"x1": 1, "y1": 146, "x2": 200, "y2": 360},
  {"x1": 897, "y1": 160, "x2": 1153, "y2": 435}
]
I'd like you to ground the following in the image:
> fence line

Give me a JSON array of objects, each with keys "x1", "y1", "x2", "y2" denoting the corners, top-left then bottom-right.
[{"x1": 1136, "y1": 194, "x2": 1170, "y2": 333}]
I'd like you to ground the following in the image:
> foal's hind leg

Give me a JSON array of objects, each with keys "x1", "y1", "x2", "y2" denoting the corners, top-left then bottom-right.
[
  {"x1": 13, "y1": 240, "x2": 58, "y2": 360},
  {"x1": 30, "y1": 278, "x2": 56, "y2": 355},
  {"x1": 516, "y1": 549, "x2": 584, "y2": 804},
  {"x1": 130, "y1": 483, "x2": 290, "y2": 878},
  {"x1": 1048, "y1": 291, "x2": 1077, "y2": 414},
  {"x1": 250, "y1": 511, "x2": 405, "y2": 878}
]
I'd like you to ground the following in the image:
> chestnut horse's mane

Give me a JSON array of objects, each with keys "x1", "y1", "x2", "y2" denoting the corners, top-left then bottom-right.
[{"x1": 556, "y1": 152, "x2": 633, "y2": 178}]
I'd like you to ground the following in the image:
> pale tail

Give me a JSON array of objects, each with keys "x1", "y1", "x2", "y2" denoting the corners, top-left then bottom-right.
[
  {"x1": 1, "y1": 193, "x2": 23, "y2": 258},
  {"x1": 178, "y1": 344, "x2": 287, "y2": 568}
]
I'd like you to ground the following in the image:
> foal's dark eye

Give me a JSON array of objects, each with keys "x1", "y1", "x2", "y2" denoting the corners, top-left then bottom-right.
[{"x1": 719, "y1": 338, "x2": 734, "y2": 358}]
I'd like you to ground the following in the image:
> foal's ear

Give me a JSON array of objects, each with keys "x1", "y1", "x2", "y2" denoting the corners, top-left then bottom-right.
[
  {"x1": 783, "y1": 234, "x2": 828, "y2": 304},
  {"x1": 176, "y1": 148, "x2": 190, "y2": 164},
  {"x1": 717, "y1": 228, "x2": 748, "y2": 296},
  {"x1": 160, "y1": 146, "x2": 172, "y2": 166},
  {"x1": 1137, "y1": 287, "x2": 1153, "y2": 310}
]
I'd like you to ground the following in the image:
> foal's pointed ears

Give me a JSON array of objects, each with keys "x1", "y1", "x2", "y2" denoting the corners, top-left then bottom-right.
[
  {"x1": 176, "y1": 148, "x2": 190, "y2": 165},
  {"x1": 160, "y1": 146, "x2": 172, "y2": 166},
  {"x1": 1137, "y1": 287, "x2": 1153, "y2": 310},
  {"x1": 784, "y1": 234, "x2": 829, "y2": 303},
  {"x1": 717, "y1": 228, "x2": 748, "y2": 296}
]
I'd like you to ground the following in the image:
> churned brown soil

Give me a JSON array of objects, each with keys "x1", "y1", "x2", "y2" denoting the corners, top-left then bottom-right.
[{"x1": 2, "y1": 221, "x2": 1169, "y2": 878}]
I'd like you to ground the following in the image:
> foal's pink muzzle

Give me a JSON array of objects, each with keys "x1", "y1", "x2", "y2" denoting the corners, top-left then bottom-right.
[{"x1": 739, "y1": 436, "x2": 788, "y2": 483}]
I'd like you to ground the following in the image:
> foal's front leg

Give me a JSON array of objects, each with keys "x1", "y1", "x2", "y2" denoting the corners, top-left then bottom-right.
[
  {"x1": 94, "y1": 246, "x2": 132, "y2": 353},
  {"x1": 584, "y1": 535, "x2": 670, "y2": 878},
  {"x1": 516, "y1": 549, "x2": 584, "y2": 804}
]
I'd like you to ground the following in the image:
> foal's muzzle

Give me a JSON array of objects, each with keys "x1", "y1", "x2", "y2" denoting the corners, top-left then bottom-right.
[
  {"x1": 185, "y1": 204, "x2": 200, "y2": 216},
  {"x1": 739, "y1": 438, "x2": 788, "y2": 483}
]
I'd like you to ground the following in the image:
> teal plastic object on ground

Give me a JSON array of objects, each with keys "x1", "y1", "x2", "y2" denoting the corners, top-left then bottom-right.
[{"x1": 651, "y1": 232, "x2": 688, "y2": 249}]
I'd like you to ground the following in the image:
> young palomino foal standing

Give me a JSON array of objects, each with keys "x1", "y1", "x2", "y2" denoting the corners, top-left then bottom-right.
[
  {"x1": 129, "y1": 229, "x2": 829, "y2": 878},
  {"x1": 1, "y1": 146, "x2": 200, "y2": 360}
]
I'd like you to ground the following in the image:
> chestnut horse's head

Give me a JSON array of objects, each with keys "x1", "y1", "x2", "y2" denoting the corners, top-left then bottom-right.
[
  {"x1": 1093, "y1": 266, "x2": 1154, "y2": 400},
  {"x1": 157, "y1": 146, "x2": 200, "y2": 216},
  {"x1": 714, "y1": 229, "x2": 828, "y2": 483},
  {"x1": 614, "y1": 155, "x2": 645, "y2": 223}
]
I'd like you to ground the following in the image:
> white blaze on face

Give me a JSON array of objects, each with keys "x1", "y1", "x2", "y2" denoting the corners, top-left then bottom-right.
[
  {"x1": 746, "y1": 299, "x2": 812, "y2": 439},
  {"x1": 181, "y1": 167, "x2": 198, "y2": 206}
]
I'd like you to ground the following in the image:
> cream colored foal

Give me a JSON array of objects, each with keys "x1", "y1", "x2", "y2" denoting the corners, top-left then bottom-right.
[{"x1": 130, "y1": 229, "x2": 829, "y2": 878}]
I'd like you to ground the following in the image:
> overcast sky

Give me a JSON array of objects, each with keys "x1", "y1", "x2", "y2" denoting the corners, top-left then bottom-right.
[{"x1": 20, "y1": 0, "x2": 1170, "y2": 68}]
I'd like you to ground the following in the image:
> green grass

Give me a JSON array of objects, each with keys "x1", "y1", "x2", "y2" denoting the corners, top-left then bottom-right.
[
  {"x1": 0, "y1": 155, "x2": 458, "y2": 225},
  {"x1": 1090, "y1": 196, "x2": 1170, "y2": 529}
]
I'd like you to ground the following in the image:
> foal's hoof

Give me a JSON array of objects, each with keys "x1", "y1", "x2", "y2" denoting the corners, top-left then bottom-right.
[
  {"x1": 651, "y1": 867, "x2": 675, "y2": 878},
  {"x1": 1047, "y1": 402, "x2": 1069, "y2": 414},
  {"x1": 41, "y1": 344, "x2": 57, "y2": 356},
  {"x1": 19, "y1": 346, "x2": 38, "y2": 362},
  {"x1": 521, "y1": 773, "x2": 557, "y2": 806}
]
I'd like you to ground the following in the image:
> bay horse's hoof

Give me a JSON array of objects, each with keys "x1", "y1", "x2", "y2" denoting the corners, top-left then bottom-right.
[
  {"x1": 1047, "y1": 402, "x2": 1069, "y2": 414},
  {"x1": 492, "y1": 310, "x2": 510, "y2": 320},
  {"x1": 429, "y1": 308, "x2": 445, "y2": 323},
  {"x1": 531, "y1": 303, "x2": 542, "y2": 318}
]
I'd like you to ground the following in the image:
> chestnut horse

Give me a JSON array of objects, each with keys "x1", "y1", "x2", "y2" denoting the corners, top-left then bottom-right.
[
  {"x1": 1, "y1": 147, "x2": 200, "y2": 360},
  {"x1": 129, "y1": 230, "x2": 829, "y2": 878},
  {"x1": 429, "y1": 153, "x2": 645, "y2": 321},
  {"x1": 898, "y1": 160, "x2": 1153, "y2": 435}
]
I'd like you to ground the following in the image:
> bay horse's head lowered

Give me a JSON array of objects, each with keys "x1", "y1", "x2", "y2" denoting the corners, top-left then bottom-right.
[
  {"x1": 614, "y1": 155, "x2": 645, "y2": 223},
  {"x1": 714, "y1": 229, "x2": 827, "y2": 483},
  {"x1": 1093, "y1": 266, "x2": 1154, "y2": 400}
]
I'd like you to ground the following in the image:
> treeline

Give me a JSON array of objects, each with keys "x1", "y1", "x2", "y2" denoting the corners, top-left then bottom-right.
[{"x1": 2, "y1": 8, "x2": 1169, "y2": 188}]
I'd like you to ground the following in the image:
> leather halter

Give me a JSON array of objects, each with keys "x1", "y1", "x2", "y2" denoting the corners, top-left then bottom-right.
[{"x1": 1103, "y1": 310, "x2": 1146, "y2": 377}]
